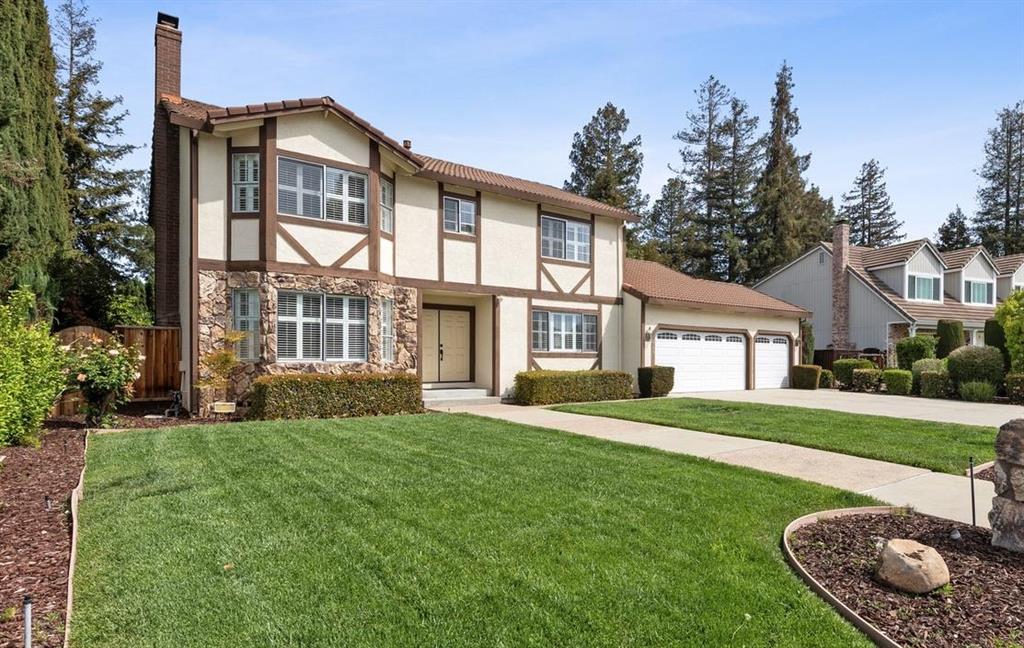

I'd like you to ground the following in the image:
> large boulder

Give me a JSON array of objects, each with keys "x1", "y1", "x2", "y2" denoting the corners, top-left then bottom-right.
[
  {"x1": 875, "y1": 538, "x2": 950, "y2": 594},
  {"x1": 991, "y1": 497, "x2": 1024, "y2": 553},
  {"x1": 991, "y1": 419, "x2": 1024, "y2": 552}
]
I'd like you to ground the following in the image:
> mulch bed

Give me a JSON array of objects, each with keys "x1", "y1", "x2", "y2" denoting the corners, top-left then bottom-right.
[
  {"x1": 790, "y1": 512, "x2": 1023, "y2": 647},
  {"x1": 974, "y1": 465, "x2": 996, "y2": 483},
  {"x1": 0, "y1": 427, "x2": 86, "y2": 648}
]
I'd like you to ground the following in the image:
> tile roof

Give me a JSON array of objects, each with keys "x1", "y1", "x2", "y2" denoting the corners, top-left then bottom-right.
[
  {"x1": 995, "y1": 253, "x2": 1024, "y2": 275},
  {"x1": 940, "y1": 246, "x2": 987, "y2": 270},
  {"x1": 161, "y1": 95, "x2": 637, "y2": 221},
  {"x1": 415, "y1": 155, "x2": 635, "y2": 221},
  {"x1": 859, "y1": 239, "x2": 932, "y2": 269},
  {"x1": 623, "y1": 258, "x2": 808, "y2": 316}
]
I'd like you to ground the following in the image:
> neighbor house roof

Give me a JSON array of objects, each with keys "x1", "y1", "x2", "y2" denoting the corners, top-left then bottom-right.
[
  {"x1": 940, "y1": 245, "x2": 994, "y2": 271},
  {"x1": 160, "y1": 95, "x2": 638, "y2": 222},
  {"x1": 623, "y1": 259, "x2": 809, "y2": 317},
  {"x1": 994, "y1": 253, "x2": 1024, "y2": 276},
  {"x1": 860, "y1": 239, "x2": 936, "y2": 269}
]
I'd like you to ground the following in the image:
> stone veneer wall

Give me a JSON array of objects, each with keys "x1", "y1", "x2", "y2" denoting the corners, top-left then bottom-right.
[
  {"x1": 887, "y1": 323, "x2": 910, "y2": 367},
  {"x1": 197, "y1": 270, "x2": 418, "y2": 409}
]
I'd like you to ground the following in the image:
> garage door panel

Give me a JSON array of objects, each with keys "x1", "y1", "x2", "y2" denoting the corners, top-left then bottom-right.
[
  {"x1": 655, "y1": 330, "x2": 746, "y2": 393},
  {"x1": 755, "y1": 336, "x2": 790, "y2": 389}
]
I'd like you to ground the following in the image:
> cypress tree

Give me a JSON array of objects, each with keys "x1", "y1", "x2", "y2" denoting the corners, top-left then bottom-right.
[
  {"x1": 840, "y1": 159, "x2": 903, "y2": 248},
  {"x1": 934, "y1": 205, "x2": 976, "y2": 251},
  {"x1": 973, "y1": 102, "x2": 1024, "y2": 256},
  {"x1": 51, "y1": 0, "x2": 148, "y2": 325},
  {"x1": 0, "y1": 0, "x2": 69, "y2": 298}
]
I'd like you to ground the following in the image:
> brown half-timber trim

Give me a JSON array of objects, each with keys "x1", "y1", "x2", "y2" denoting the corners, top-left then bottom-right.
[
  {"x1": 276, "y1": 148, "x2": 371, "y2": 175},
  {"x1": 189, "y1": 131, "x2": 200, "y2": 411},
  {"x1": 368, "y1": 141, "x2": 381, "y2": 274},
  {"x1": 754, "y1": 329, "x2": 797, "y2": 388},
  {"x1": 415, "y1": 289, "x2": 423, "y2": 382},
  {"x1": 475, "y1": 190, "x2": 482, "y2": 285},
  {"x1": 541, "y1": 257, "x2": 590, "y2": 269},
  {"x1": 569, "y1": 271, "x2": 592, "y2": 295},
  {"x1": 526, "y1": 296, "x2": 534, "y2": 370},
  {"x1": 650, "y1": 324, "x2": 753, "y2": 390},
  {"x1": 331, "y1": 237, "x2": 370, "y2": 268},
  {"x1": 589, "y1": 214, "x2": 596, "y2": 296},
  {"x1": 276, "y1": 224, "x2": 319, "y2": 266},
  {"x1": 437, "y1": 185, "x2": 444, "y2": 281},
  {"x1": 639, "y1": 300, "x2": 646, "y2": 367},
  {"x1": 491, "y1": 295, "x2": 500, "y2": 397},
  {"x1": 277, "y1": 214, "x2": 369, "y2": 234},
  {"x1": 535, "y1": 205, "x2": 542, "y2": 291},
  {"x1": 539, "y1": 264, "x2": 564, "y2": 293},
  {"x1": 262, "y1": 118, "x2": 277, "y2": 262},
  {"x1": 422, "y1": 303, "x2": 476, "y2": 383}
]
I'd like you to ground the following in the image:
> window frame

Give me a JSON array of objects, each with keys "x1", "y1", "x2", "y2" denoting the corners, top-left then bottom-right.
[
  {"x1": 232, "y1": 288, "x2": 260, "y2": 361},
  {"x1": 442, "y1": 195, "x2": 476, "y2": 235},
  {"x1": 277, "y1": 155, "x2": 370, "y2": 227},
  {"x1": 380, "y1": 298, "x2": 394, "y2": 363},
  {"x1": 530, "y1": 309, "x2": 598, "y2": 353},
  {"x1": 276, "y1": 291, "x2": 368, "y2": 363},
  {"x1": 963, "y1": 279, "x2": 995, "y2": 305},
  {"x1": 380, "y1": 176, "x2": 395, "y2": 235},
  {"x1": 231, "y1": 152, "x2": 260, "y2": 214},
  {"x1": 907, "y1": 273, "x2": 942, "y2": 302},
  {"x1": 540, "y1": 214, "x2": 591, "y2": 264}
]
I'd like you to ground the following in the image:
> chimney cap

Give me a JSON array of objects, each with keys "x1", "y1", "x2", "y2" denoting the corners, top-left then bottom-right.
[
  {"x1": 834, "y1": 217, "x2": 850, "y2": 225},
  {"x1": 402, "y1": 139, "x2": 412, "y2": 150},
  {"x1": 157, "y1": 12, "x2": 179, "y2": 29}
]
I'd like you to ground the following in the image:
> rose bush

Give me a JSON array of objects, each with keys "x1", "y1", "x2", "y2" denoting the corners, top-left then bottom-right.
[{"x1": 65, "y1": 335, "x2": 143, "y2": 427}]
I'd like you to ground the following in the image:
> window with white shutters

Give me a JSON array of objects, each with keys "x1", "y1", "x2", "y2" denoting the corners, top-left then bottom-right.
[
  {"x1": 381, "y1": 298, "x2": 394, "y2": 362},
  {"x1": 380, "y1": 178, "x2": 395, "y2": 234},
  {"x1": 232, "y1": 153, "x2": 260, "y2": 213},
  {"x1": 531, "y1": 311, "x2": 597, "y2": 352},
  {"x1": 325, "y1": 167, "x2": 368, "y2": 225},
  {"x1": 531, "y1": 310, "x2": 549, "y2": 351},
  {"x1": 442, "y1": 196, "x2": 475, "y2": 234},
  {"x1": 232, "y1": 289, "x2": 259, "y2": 361},
  {"x1": 541, "y1": 215, "x2": 590, "y2": 262},
  {"x1": 278, "y1": 157, "x2": 322, "y2": 218},
  {"x1": 277, "y1": 292, "x2": 367, "y2": 362}
]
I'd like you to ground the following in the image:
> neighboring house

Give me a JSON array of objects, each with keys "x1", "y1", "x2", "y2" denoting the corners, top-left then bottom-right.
[
  {"x1": 756, "y1": 221, "x2": 997, "y2": 356},
  {"x1": 148, "y1": 14, "x2": 806, "y2": 410},
  {"x1": 994, "y1": 254, "x2": 1024, "y2": 300}
]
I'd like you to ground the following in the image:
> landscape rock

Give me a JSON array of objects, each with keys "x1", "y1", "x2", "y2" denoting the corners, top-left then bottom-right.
[
  {"x1": 990, "y1": 419, "x2": 1024, "y2": 552},
  {"x1": 995, "y1": 419, "x2": 1024, "y2": 466},
  {"x1": 875, "y1": 538, "x2": 950, "y2": 594},
  {"x1": 990, "y1": 497, "x2": 1024, "y2": 553}
]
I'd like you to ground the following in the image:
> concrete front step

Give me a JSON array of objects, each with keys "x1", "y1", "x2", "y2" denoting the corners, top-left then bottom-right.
[
  {"x1": 426, "y1": 397, "x2": 503, "y2": 409},
  {"x1": 423, "y1": 388, "x2": 489, "y2": 400},
  {"x1": 422, "y1": 388, "x2": 500, "y2": 409}
]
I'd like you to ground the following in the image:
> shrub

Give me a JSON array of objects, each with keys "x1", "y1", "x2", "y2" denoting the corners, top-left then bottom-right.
[
  {"x1": 920, "y1": 371, "x2": 952, "y2": 399},
  {"x1": 791, "y1": 364, "x2": 821, "y2": 390},
  {"x1": 946, "y1": 345, "x2": 1004, "y2": 388},
  {"x1": 936, "y1": 320, "x2": 965, "y2": 358},
  {"x1": 851, "y1": 368, "x2": 882, "y2": 392},
  {"x1": 895, "y1": 335, "x2": 936, "y2": 370},
  {"x1": 104, "y1": 284, "x2": 153, "y2": 327},
  {"x1": 833, "y1": 358, "x2": 875, "y2": 388},
  {"x1": 638, "y1": 366, "x2": 675, "y2": 398},
  {"x1": 959, "y1": 381, "x2": 996, "y2": 403},
  {"x1": 984, "y1": 319, "x2": 1011, "y2": 373},
  {"x1": 0, "y1": 290, "x2": 67, "y2": 446},
  {"x1": 882, "y1": 369, "x2": 912, "y2": 395},
  {"x1": 514, "y1": 370, "x2": 633, "y2": 406},
  {"x1": 800, "y1": 321, "x2": 814, "y2": 365},
  {"x1": 65, "y1": 335, "x2": 143, "y2": 427},
  {"x1": 247, "y1": 372, "x2": 422, "y2": 420},
  {"x1": 995, "y1": 292, "x2": 1024, "y2": 372},
  {"x1": 818, "y1": 369, "x2": 835, "y2": 389},
  {"x1": 911, "y1": 358, "x2": 945, "y2": 395},
  {"x1": 1006, "y1": 373, "x2": 1024, "y2": 405}
]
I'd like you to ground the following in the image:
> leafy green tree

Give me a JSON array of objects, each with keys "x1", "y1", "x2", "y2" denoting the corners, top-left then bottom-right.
[
  {"x1": 103, "y1": 279, "x2": 153, "y2": 328},
  {"x1": 973, "y1": 102, "x2": 1024, "y2": 256},
  {"x1": 934, "y1": 205, "x2": 975, "y2": 251},
  {"x1": 840, "y1": 159, "x2": 903, "y2": 248},
  {"x1": 51, "y1": 0, "x2": 149, "y2": 325},
  {"x1": 0, "y1": 0, "x2": 69, "y2": 298},
  {"x1": 564, "y1": 102, "x2": 648, "y2": 257},
  {"x1": 996, "y1": 291, "x2": 1024, "y2": 372}
]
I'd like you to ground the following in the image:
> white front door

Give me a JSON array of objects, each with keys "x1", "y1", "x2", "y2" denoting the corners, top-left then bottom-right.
[
  {"x1": 421, "y1": 307, "x2": 472, "y2": 383},
  {"x1": 654, "y1": 330, "x2": 747, "y2": 393},
  {"x1": 755, "y1": 335, "x2": 790, "y2": 389}
]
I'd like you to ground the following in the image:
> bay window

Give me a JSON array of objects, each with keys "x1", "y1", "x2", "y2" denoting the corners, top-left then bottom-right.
[
  {"x1": 908, "y1": 274, "x2": 940, "y2": 301},
  {"x1": 964, "y1": 280, "x2": 994, "y2": 305},
  {"x1": 278, "y1": 156, "x2": 368, "y2": 225},
  {"x1": 277, "y1": 292, "x2": 367, "y2": 362},
  {"x1": 531, "y1": 310, "x2": 598, "y2": 352},
  {"x1": 232, "y1": 153, "x2": 260, "y2": 213},
  {"x1": 541, "y1": 215, "x2": 590, "y2": 263}
]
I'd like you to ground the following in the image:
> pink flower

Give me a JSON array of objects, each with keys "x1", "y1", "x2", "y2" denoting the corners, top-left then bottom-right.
[
  {"x1": 76, "y1": 373, "x2": 87, "y2": 382},
  {"x1": 108, "y1": 349, "x2": 120, "y2": 356}
]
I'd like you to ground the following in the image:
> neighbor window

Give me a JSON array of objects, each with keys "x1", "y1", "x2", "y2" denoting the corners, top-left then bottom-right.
[
  {"x1": 380, "y1": 178, "x2": 395, "y2": 234},
  {"x1": 443, "y1": 196, "x2": 476, "y2": 235},
  {"x1": 541, "y1": 215, "x2": 591, "y2": 263},
  {"x1": 531, "y1": 310, "x2": 598, "y2": 352},
  {"x1": 232, "y1": 288, "x2": 259, "y2": 361},
  {"x1": 964, "y1": 280, "x2": 994, "y2": 305},
  {"x1": 277, "y1": 156, "x2": 368, "y2": 225},
  {"x1": 908, "y1": 275, "x2": 940, "y2": 301},
  {"x1": 277, "y1": 292, "x2": 367, "y2": 362},
  {"x1": 232, "y1": 153, "x2": 260, "y2": 213},
  {"x1": 381, "y1": 298, "x2": 394, "y2": 363}
]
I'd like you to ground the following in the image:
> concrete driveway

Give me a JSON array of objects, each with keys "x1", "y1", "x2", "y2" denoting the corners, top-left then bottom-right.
[{"x1": 676, "y1": 389, "x2": 1021, "y2": 428}]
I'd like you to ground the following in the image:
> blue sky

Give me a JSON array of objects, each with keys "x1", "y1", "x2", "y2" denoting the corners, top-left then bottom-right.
[{"x1": 70, "y1": 0, "x2": 1023, "y2": 240}]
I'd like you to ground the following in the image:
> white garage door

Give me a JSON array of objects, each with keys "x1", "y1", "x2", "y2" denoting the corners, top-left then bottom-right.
[
  {"x1": 755, "y1": 335, "x2": 790, "y2": 389},
  {"x1": 654, "y1": 331, "x2": 746, "y2": 393}
]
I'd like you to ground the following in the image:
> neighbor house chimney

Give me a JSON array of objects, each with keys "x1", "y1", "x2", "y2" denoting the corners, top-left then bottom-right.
[
  {"x1": 150, "y1": 13, "x2": 182, "y2": 326},
  {"x1": 831, "y1": 219, "x2": 850, "y2": 349}
]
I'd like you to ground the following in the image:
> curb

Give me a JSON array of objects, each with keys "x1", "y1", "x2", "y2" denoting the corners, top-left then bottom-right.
[
  {"x1": 63, "y1": 431, "x2": 90, "y2": 648},
  {"x1": 781, "y1": 506, "x2": 904, "y2": 648}
]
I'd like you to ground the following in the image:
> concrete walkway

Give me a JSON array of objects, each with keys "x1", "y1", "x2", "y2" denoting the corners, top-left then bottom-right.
[
  {"x1": 439, "y1": 403, "x2": 995, "y2": 527},
  {"x1": 676, "y1": 389, "x2": 1020, "y2": 428}
]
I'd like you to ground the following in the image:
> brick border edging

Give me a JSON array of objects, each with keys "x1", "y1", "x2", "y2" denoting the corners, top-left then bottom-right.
[
  {"x1": 63, "y1": 432, "x2": 91, "y2": 648},
  {"x1": 781, "y1": 506, "x2": 904, "y2": 648},
  {"x1": 966, "y1": 460, "x2": 995, "y2": 476}
]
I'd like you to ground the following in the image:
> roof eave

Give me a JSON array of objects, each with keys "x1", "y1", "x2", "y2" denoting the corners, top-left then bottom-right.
[{"x1": 632, "y1": 294, "x2": 809, "y2": 318}]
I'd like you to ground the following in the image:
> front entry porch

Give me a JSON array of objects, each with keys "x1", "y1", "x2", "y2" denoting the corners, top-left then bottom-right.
[{"x1": 418, "y1": 291, "x2": 500, "y2": 401}]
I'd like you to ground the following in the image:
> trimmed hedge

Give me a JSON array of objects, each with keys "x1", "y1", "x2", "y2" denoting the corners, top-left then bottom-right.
[
  {"x1": 818, "y1": 369, "x2": 835, "y2": 389},
  {"x1": 514, "y1": 370, "x2": 633, "y2": 405},
  {"x1": 800, "y1": 321, "x2": 814, "y2": 365},
  {"x1": 246, "y1": 372, "x2": 423, "y2": 420},
  {"x1": 959, "y1": 381, "x2": 996, "y2": 403},
  {"x1": 946, "y1": 345, "x2": 1004, "y2": 388},
  {"x1": 895, "y1": 335, "x2": 936, "y2": 370},
  {"x1": 833, "y1": 358, "x2": 875, "y2": 387},
  {"x1": 911, "y1": 358, "x2": 945, "y2": 395},
  {"x1": 921, "y1": 371, "x2": 952, "y2": 399},
  {"x1": 791, "y1": 365, "x2": 821, "y2": 390},
  {"x1": 882, "y1": 369, "x2": 912, "y2": 395},
  {"x1": 1007, "y1": 373, "x2": 1024, "y2": 405},
  {"x1": 638, "y1": 366, "x2": 675, "y2": 398},
  {"x1": 984, "y1": 318, "x2": 1011, "y2": 373},
  {"x1": 936, "y1": 319, "x2": 964, "y2": 358},
  {"x1": 851, "y1": 368, "x2": 882, "y2": 392}
]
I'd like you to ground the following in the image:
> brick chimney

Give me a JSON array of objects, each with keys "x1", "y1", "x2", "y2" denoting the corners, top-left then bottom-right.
[
  {"x1": 831, "y1": 219, "x2": 850, "y2": 349},
  {"x1": 150, "y1": 13, "x2": 182, "y2": 326}
]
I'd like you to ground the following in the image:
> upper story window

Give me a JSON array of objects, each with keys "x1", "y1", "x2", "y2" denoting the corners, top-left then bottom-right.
[
  {"x1": 541, "y1": 215, "x2": 591, "y2": 263},
  {"x1": 380, "y1": 178, "x2": 395, "y2": 234},
  {"x1": 232, "y1": 153, "x2": 260, "y2": 213},
  {"x1": 964, "y1": 280, "x2": 994, "y2": 305},
  {"x1": 908, "y1": 274, "x2": 941, "y2": 302},
  {"x1": 277, "y1": 292, "x2": 367, "y2": 362},
  {"x1": 531, "y1": 310, "x2": 598, "y2": 352},
  {"x1": 443, "y1": 195, "x2": 476, "y2": 235},
  {"x1": 277, "y1": 156, "x2": 368, "y2": 226}
]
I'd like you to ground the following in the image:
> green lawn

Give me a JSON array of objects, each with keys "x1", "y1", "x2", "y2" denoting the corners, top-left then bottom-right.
[
  {"x1": 72, "y1": 414, "x2": 874, "y2": 647},
  {"x1": 555, "y1": 397, "x2": 996, "y2": 474}
]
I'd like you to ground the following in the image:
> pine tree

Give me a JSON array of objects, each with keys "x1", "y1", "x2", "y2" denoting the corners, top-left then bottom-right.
[
  {"x1": 840, "y1": 159, "x2": 903, "y2": 247},
  {"x1": 0, "y1": 0, "x2": 69, "y2": 297},
  {"x1": 721, "y1": 96, "x2": 762, "y2": 283},
  {"x1": 643, "y1": 176, "x2": 700, "y2": 274},
  {"x1": 935, "y1": 206, "x2": 975, "y2": 251},
  {"x1": 973, "y1": 102, "x2": 1024, "y2": 256},
  {"x1": 747, "y1": 63, "x2": 823, "y2": 282},
  {"x1": 51, "y1": 0, "x2": 149, "y2": 324}
]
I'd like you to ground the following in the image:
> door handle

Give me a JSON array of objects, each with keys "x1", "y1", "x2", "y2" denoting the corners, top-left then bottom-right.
[{"x1": 439, "y1": 343, "x2": 444, "y2": 362}]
